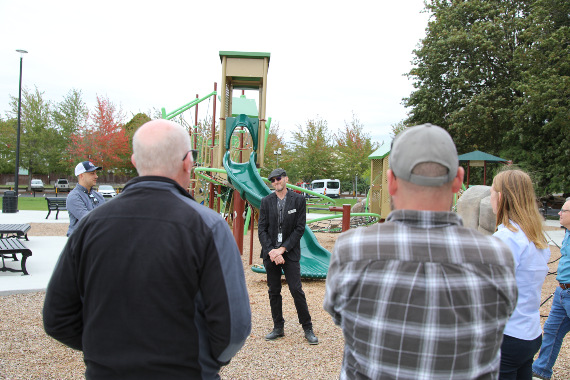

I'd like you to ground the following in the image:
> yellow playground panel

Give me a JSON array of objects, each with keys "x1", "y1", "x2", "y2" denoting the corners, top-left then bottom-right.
[{"x1": 368, "y1": 145, "x2": 391, "y2": 220}]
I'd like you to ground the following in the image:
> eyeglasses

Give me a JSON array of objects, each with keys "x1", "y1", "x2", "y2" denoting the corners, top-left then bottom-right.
[
  {"x1": 182, "y1": 150, "x2": 199, "y2": 162},
  {"x1": 560, "y1": 209, "x2": 570, "y2": 213},
  {"x1": 270, "y1": 176, "x2": 282, "y2": 183}
]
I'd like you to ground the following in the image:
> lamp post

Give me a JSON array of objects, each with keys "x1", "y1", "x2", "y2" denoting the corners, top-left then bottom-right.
[
  {"x1": 14, "y1": 49, "x2": 28, "y2": 209},
  {"x1": 355, "y1": 173, "x2": 358, "y2": 199},
  {"x1": 274, "y1": 148, "x2": 281, "y2": 168}
]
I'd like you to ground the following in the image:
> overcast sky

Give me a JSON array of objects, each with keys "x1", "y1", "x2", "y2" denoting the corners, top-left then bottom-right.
[{"x1": 0, "y1": 0, "x2": 430, "y2": 148}]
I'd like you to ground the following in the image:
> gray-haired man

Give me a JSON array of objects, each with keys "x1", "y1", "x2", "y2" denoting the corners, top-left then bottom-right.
[
  {"x1": 44, "y1": 119, "x2": 251, "y2": 379},
  {"x1": 324, "y1": 124, "x2": 517, "y2": 379}
]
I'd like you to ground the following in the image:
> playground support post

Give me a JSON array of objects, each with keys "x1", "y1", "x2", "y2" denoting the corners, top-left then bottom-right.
[
  {"x1": 217, "y1": 185, "x2": 221, "y2": 212},
  {"x1": 257, "y1": 57, "x2": 269, "y2": 167},
  {"x1": 328, "y1": 204, "x2": 352, "y2": 232},
  {"x1": 219, "y1": 56, "x2": 227, "y2": 170},
  {"x1": 208, "y1": 83, "x2": 217, "y2": 210},
  {"x1": 194, "y1": 93, "x2": 199, "y2": 151},
  {"x1": 209, "y1": 183, "x2": 215, "y2": 209},
  {"x1": 210, "y1": 83, "x2": 217, "y2": 169},
  {"x1": 249, "y1": 205, "x2": 255, "y2": 265},
  {"x1": 192, "y1": 94, "x2": 199, "y2": 197},
  {"x1": 232, "y1": 190, "x2": 245, "y2": 255},
  {"x1": 239, "y1": 90, "x2": 244, "y2": 163}
]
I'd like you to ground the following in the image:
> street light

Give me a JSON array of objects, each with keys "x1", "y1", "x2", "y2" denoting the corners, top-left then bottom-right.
[
  {"x1": 15, "y1": 49, "x2": 28, "y2": 210},
  {"x1": 274, "y1": 148, "x2": 282, "y2": 168},
  {"x1": 355, "y1": 173, "x2": 358, "y2": 199}
]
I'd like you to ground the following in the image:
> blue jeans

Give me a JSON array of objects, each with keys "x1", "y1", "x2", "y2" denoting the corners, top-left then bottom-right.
[{"x1": 532, "y1": 286, "x2": 570, "y2": 379}]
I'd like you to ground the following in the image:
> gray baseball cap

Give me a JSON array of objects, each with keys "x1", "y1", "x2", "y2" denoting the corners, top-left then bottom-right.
[
  {"x1": 268, "y1": 168, "x2": 287, "y2": 180},
  {"x1": 389, "y1": 123, "x2": 459, "y2": 187}
]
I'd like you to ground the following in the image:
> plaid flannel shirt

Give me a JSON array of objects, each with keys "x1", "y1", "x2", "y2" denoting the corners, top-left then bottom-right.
[{"x1": 323, "y1": 210, "x2": 517, "y2": 380}]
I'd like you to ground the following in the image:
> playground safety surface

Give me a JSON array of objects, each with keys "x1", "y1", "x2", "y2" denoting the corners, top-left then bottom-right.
[{"x1": 0, "y1": 212, "x2": 568, "y2": 379}]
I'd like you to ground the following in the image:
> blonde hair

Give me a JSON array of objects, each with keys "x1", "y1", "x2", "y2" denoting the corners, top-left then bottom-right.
[{"x1": 493, "y1": 170, "x2": 547, "y2": 249}]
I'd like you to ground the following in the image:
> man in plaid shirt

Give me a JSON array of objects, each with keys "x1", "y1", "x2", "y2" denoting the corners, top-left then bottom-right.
[{"x1": 324, "y1": 124, "x2": 517, "y2": 380}]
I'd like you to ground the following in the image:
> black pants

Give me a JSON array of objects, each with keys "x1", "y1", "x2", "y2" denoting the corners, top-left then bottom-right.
[
  {"x1": 264, "y1": 257, "x2": 312, "y2": 330},
  {"x1": 499, "y1": 334, "x2": 542, "y2": 380}
]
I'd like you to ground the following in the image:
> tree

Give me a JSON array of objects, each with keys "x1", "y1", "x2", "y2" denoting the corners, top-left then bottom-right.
[
  {"x1": 334, "y1": 112, "x2": 379, "y2": 192},
  {"x1": 124, "y1": 112, "x2": 151, "y2": 150},
  {"x1": 52, "y1": 89, "x2": 89, "y2": 175},
  {"x1": 260, "y1": 121, "x2": 287, "y2": 178},
  {"x1": 390, "y1": 120, "x2": 411, "y2": 139},
  {"x1": 7, "y1": 86, "x2": 60, "y2": 189},
  {"x1": 68, "y1": 95, "x2": 130, "y2": 174},
  {"x1": 403, "y1": 0, "x2": 570, "y2": 194},
  {"x1": 0, "y1": 117, "x2": 17, "y2": 174},
  {"x1": 404, "y1": 0, "x2": 529, "y2": 154},
  {"x1": 504, "y1": 0, "x2": 570, "y2": 193},
  {"x1": 289, "y1": 117, "x2": 335, "y2": 182}
]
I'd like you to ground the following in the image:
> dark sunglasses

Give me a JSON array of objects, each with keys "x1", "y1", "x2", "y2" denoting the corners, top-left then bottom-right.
[
  {"x1": 270, "y1": 176, "x2": 282, "y2": 183},
  {"x1": 182, "y1": 149, "x2": 199, "y2": 162}
]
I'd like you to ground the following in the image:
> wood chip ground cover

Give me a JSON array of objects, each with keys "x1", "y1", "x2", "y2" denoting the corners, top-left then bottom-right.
[{"x1": 1, "y1": 226, "x2": 568, "y2": 379}]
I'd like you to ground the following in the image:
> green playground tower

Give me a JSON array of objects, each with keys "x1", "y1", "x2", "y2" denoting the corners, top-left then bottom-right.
[{"x1": 218, "y1": 51, "x2": 270, "y2": 168}]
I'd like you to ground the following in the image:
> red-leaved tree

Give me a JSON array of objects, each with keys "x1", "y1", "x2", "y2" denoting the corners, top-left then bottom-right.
[{"x1": 68, "y1": 95, "x2": 131, "y2": 173}]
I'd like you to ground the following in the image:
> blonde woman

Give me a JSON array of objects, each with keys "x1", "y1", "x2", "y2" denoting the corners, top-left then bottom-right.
[{"x1": 490, "y1": 170, "x2": 551, "y2": 380}]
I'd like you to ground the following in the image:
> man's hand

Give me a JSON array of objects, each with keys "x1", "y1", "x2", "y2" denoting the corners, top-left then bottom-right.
[
  {"x1": 274, "y1": 255, "x2": 285, "y2": 265},
  {"x1": 269, "y1": 247, "x2": 286, "y2": 262}
]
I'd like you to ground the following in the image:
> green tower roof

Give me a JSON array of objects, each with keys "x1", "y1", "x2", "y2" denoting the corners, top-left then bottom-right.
[
  {"x1": 219, "y1": 51, "x2": 271, "y2": 64},
  {"x1": 368, "y1": 143, "x2": 390, "y2": 160}
]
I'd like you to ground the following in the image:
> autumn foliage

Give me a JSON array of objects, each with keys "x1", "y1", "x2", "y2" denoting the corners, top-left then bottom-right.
[{"x1": 68, "y1": 95, "x2": 131, "y2": 172}]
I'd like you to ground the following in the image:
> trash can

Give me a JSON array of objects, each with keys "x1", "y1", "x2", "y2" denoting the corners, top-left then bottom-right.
[{"x1": 2, "y1": 190, "x2": 18, "y2": 213}]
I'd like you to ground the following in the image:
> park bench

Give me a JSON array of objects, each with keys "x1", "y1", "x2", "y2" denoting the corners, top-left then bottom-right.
[
  {"x1": 0, "y1": 224, "x2": 31, "y2": 241},
  {"x1": 46, "y1": 197, "x2": 67, "y2": 220},
  {"x1": 0, "y1": 238, "x2": 32, "y2": 275}
]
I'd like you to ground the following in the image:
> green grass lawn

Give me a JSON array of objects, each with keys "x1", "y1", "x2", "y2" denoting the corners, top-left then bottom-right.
[
  {"x1": 306, "y1": 197, "x2": 361, "y2": 214},
  {"x1": 0, "y1": 197, "x2": 48, "y2": 211}
]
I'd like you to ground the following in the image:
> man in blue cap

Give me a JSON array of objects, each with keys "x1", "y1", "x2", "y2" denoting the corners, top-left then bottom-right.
[{"x1": 66, "y1": 161, "x2": 105, "y2": 236}]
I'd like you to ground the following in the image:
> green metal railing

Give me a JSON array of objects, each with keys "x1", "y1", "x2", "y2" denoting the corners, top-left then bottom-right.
[
  {"x1": 308, "y1": 212, "x2": 381, "y2": 224},
  {"x1": 162, "y1": 91, "x2": 217, "y2": 120}
]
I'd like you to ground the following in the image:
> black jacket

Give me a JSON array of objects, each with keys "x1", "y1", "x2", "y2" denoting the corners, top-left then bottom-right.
[
  {"x1": 258, "y1": 189, "x2": 306, "y2": 262},
  {"x1": 43, "y1": 176, "x2": 251, "y2": 380}
]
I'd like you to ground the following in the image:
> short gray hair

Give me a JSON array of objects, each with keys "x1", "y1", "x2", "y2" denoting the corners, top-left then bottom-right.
[
  {"x1": 411, "y1": 162, "x2": 449, "y2": 178},
  {"x1": 401, "y1": 162, "x2": 453, "y2": 193},
  {"x1": 132, "y1": 120, "x2": 191, "y2": 178}
]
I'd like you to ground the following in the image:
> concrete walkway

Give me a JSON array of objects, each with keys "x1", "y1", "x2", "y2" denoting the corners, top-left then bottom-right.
[
  {"x1": 0, "y1": 210, "x2": 565, "y2": 296},
  {"x1": 0, "y1": 210, "x2": 68, "y2": 296},
  {"x1": 544, "y1": 219, "x2": 566, "y2": 248}
]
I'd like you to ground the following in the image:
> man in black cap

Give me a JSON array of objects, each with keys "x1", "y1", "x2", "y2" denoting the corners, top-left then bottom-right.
[
  {"x1": 258, "y1": 168, "x2": 318, "y2": 344},
  {"x1": 66, "y1": 161, "x2": 105, "y2": 236}
]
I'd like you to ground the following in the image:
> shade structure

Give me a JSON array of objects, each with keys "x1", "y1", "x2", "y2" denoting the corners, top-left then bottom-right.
[{"x1": 457, "y1": 150, "x2": 509, "y2": 187}]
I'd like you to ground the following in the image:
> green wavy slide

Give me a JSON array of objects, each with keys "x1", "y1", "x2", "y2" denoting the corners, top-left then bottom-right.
[{"x1": 223, "y1": 151, "x2": 331, "y2": 279}]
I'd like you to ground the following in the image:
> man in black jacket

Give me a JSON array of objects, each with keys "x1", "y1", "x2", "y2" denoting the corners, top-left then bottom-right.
[
  {"x1": 258, "y1": 168, "x2": 318, "y2": 345},
  {"x1": 43, "y1": 119, "x2": 251, "y2": 380}
]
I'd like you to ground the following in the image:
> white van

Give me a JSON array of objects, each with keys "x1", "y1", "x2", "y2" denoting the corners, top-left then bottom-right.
[{"x1": 311, "y1": 179, "x2": 341, "y2": 198}]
